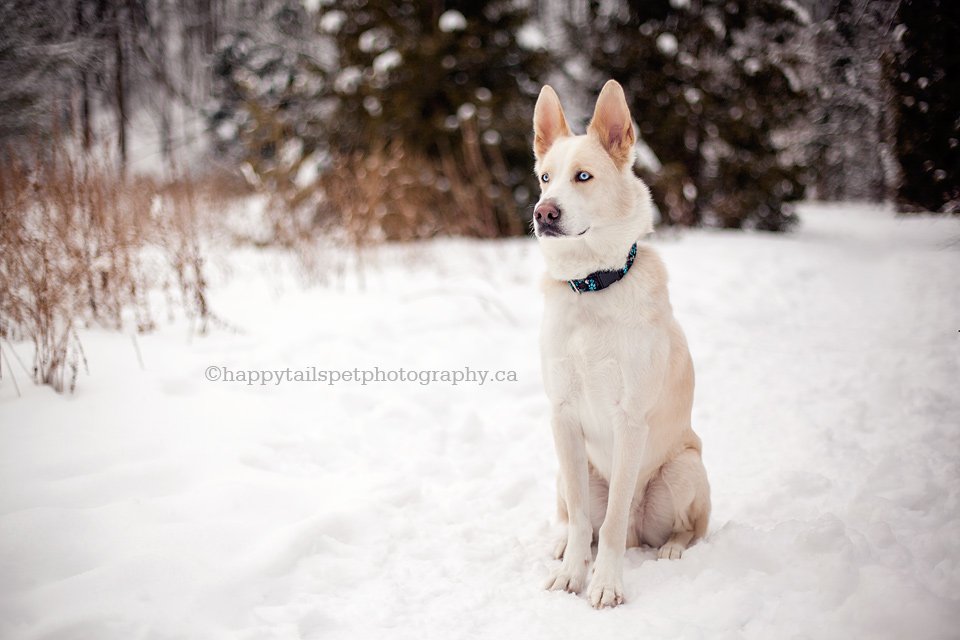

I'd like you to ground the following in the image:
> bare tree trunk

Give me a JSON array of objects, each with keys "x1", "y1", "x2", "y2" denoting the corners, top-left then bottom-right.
[
  {"x1": 878, "y1": 47, "x2": 902, "y2": 203},
  {"x1": 75, "y1": 1, "x2": 92, "y2": 151},
  {"x1": 156, "y1": 0, "x2": 173, "y2": 166},
  {"x1": 80, "y1": 72, "x2": 93, "y2": 151},
  {"x1": 113, "y1": 3, "x2": 127, "y2": 172}
]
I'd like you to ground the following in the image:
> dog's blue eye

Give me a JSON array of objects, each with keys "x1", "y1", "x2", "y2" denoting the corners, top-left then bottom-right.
[
  {"x1": 541, "y1": 173, "x2": 550, "y2": 183},
  {"x1": 576, "y1": 171, "x2": 592, "y2": 182}
]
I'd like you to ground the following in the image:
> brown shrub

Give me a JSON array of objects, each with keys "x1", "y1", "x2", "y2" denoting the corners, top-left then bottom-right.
[
  {"x1": 0, "y1": 147, "x2": 217, "y2": 393},
  {"x1": 256, "y1": 113, "x2": 524, "y2": 251}
]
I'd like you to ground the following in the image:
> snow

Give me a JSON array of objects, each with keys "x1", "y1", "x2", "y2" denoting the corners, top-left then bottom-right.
[
  {"x1": 517, "y1": 24, "x2": 547, "y2": 51},
  {"x1": 683, "y1": 87, "x2": 702, "y2": 105},
  {"x1": 633, "y1": 137, "x2": 663, "y2": 173},
  {"x1": 358, "y1": 29, "x2": 389, "y2": 54},
  {"x1": 482, "y1": 130, "x2": 501, "y2": 145},
  {"x1": 319, "y1": 10, "x2": 346, "y2": 34},
  {"x1": 781, "y1": 0, "x2": 812, "y2": 26},
  {"x1": 372, "y1": 50, "x2": 402, "y2": 75},
  {"x1": 2, "y1": 203, "x2": 959, "y2": 639},
  {"x1": 456, "y1": 102, "x2": 477, "y2": 121},
  {"x1": 438, "y1": 10, "x2": 467, "y2": 33},
  {"x1": 333, "y1": 66, "x2": 362, "y2": 94},
  {"x1": 656, "y1": 33, "x2": 678, "y2": 56},
  {"x1": 362, "y1": 95, "x2": 382, "y2": 117}
]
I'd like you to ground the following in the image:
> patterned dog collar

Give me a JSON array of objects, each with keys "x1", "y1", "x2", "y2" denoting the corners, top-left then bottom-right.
[{"x1": 568, "y1": 243, "x2": 638, "y2": 293}]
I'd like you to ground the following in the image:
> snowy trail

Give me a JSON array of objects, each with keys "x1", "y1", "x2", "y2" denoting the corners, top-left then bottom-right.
[{"x1": 2, "y1": 204, "x2": 959, "y2": 639}]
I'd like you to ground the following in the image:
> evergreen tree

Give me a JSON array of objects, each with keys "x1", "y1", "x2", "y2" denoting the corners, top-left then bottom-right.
[
  {"x1": 211, "y1": 0, "x2": 548, "y2": 238},
  {"x1": 804, "y1": 0, "x2": 899, "y2": 203},
  {"x1": 893, "y1": 0, "x2": 960, "y2": 213},
  {"x1": 574, "y1": 0, "x2": 813, "y2": 230}
]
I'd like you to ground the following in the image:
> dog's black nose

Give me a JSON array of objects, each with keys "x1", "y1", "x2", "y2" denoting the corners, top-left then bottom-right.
[{"x1": 534, "y1": 201, "x2": 561, "y2": 225}]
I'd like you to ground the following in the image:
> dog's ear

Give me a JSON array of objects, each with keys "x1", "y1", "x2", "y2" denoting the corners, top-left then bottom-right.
[
  {"x1": 533, "y1": 85, "x2": 571, "y2": 159},
  {"x1": 588, "y1": 80, "x2": 635, "y2": 167}
]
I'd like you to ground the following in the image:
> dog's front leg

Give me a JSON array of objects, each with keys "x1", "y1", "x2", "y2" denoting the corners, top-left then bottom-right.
[
  {"x1": 589, "y1": 421, "x2": 648, "y2": 608},
  {"x1": 544, "y1": 404, "x2": 592, "y2": 594}
]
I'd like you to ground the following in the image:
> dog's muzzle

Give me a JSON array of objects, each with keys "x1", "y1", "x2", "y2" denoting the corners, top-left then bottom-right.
[{"x1": 534, "y1": 200, "x2": 563, "y2": 237}]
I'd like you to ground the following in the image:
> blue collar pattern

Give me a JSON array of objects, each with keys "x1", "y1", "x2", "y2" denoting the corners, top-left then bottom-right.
[{"x1": 568, "y1": 243, "x2": 638, "y2": 293}]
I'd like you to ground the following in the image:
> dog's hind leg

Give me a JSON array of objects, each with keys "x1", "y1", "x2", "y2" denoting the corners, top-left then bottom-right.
[{"x1": 637, "y1": 448, "x2": 710, "y2": 560}]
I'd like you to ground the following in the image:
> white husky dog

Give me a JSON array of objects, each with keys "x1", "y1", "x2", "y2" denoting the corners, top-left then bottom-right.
[{"x1": 533, "y1": 80, "x2": 711, "y2": 608}]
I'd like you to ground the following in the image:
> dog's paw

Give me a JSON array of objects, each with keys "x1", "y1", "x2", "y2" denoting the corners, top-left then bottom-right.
[
  {"x1": 587, "y1": 576, "x2": 624, "y2": 609},
  {"x1": 552, "y1": 536, "x2": 567, "y2": 560},
  {"x1": 588, "y1": 558, "x2": 624, "y2": 608},
  {"x1": 544, "y1": 562, "x2": 588, "y2": 594},
  {"x1": 657, "y1": 541, "x2": 684, "y2": 560}
]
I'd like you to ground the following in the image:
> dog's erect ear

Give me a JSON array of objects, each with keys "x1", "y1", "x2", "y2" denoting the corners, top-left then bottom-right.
[
  {"x1": 533, "y1": 85, "x2": 571, "y2": 159},
  {"x1": 588, "y1": 80, "x2": 635, "y2": 167}
]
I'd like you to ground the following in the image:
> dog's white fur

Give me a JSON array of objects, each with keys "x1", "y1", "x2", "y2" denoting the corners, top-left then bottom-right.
[{"x1": 533, "y1": 81, "x2": 711, "y2": 608}]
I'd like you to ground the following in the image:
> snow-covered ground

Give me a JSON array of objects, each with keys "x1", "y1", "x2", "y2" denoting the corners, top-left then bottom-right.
[{"x1": 2, "y1": 203, "x2": 958, "y2": 639}]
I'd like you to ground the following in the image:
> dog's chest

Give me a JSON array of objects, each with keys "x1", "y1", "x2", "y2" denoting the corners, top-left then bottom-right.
[{"x1": 542, "y1": 302, "x2": 628, "y2": 477}]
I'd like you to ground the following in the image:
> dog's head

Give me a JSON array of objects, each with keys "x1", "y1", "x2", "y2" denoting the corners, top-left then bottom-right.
[{"x1": 532, "y1": 80, "x2": 654, "y2": 280}]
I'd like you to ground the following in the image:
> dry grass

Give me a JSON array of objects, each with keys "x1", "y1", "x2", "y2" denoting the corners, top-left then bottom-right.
[
  {"x1": 258, "y1": 113, "x2": 523, "y2": 254},
  {"x1": 0, "y1": 115, "x2": 525, "y2": 392},
  {"x1": 153, "y1": 177, "x2": 214, "y2": 335},
  {"x1": 0, "y1": 147, "x2": 217, "y2": 393}
]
